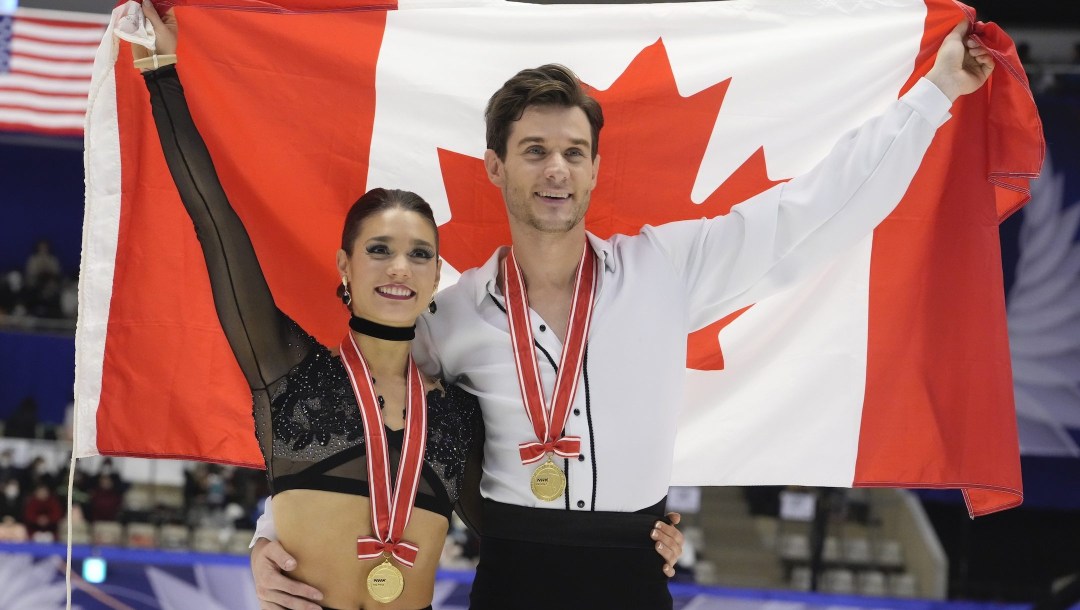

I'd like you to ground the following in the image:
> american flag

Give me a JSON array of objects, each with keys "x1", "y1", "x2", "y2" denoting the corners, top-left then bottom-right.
[{"x1": 0, "y1": 4, "x2": 107, "y2": 137}]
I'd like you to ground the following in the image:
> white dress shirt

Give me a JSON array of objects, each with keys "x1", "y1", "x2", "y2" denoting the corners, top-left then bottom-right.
[{"x1": 414, "y1": 78, "x2": 952, "y2": 513}]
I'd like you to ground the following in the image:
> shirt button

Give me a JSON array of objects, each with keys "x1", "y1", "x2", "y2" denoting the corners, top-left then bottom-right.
[
  {"x1": 573, "y1": 408, "x2": 581, "y2": 416},
  {"x1": 576, "y1": 500, "x2": 585, "y2": 508},
  {"x1": 539, "y1": 324, "x2": 547, "y2": 332},
  {"x1": 577, "y1": 455, "x2": 585, "y2": 462}
]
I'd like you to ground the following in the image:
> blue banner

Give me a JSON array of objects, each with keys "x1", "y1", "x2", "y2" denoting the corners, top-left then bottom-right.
[{"x1": 0, "y1": 543, "x2": 1048, "y2": 610}]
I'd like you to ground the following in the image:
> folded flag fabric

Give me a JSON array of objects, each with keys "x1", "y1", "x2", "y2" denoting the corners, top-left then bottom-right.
[{"x1": 76, "y1": 0, "x2": 1041, "y2": 516}]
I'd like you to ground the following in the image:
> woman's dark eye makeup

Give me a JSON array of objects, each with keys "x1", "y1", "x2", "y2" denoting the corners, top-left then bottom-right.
[{"x1": 365, "y1": 243, "x2": 434, "y2": 260}]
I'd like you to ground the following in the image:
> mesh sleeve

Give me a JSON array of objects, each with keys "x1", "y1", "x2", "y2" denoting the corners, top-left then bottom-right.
[{"x1": 144, "y1": 65, "x2": 310, "y2": 389}]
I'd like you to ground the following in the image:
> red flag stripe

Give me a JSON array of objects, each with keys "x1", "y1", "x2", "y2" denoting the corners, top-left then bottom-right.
[
  {"x1": 0, "y1": 120, "x2": 80, "y2": 136},
  {"x1": 0, "y1": 108, "x2": 84, "y2": 126},
  {"x1": 13, "y1": 52, "x2": 96, "y2": 68},
  {"x1": 0, "y1": 103, "x2": 86, "y2": 115},
  {"x1": 4, "y1": 68, "x2": 92, "y2": 82},
  {"x1": 15, "y1": 33, "x2": 102, "y2": 47},
  {"x1": 0, "y1": 86, "x2": 86, "y2": 98},
  {"x1": 9, "y1": 57, "x2": 92, "y2": 78},
  {"x1": 12, "y1": 38, "x2": 101, "y2": 59},
  {"x1": 14, "y1": 15, "x2": 109, "y2": 28}
]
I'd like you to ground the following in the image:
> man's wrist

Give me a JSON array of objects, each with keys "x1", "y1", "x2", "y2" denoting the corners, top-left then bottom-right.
[{"x1": 924, "y1": 69, "x2": 961, "y2": 103}]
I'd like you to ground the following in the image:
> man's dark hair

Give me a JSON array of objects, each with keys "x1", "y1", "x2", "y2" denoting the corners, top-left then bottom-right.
[{"x1": 485, "y1": 64, "x2": 604, "y2": 160}]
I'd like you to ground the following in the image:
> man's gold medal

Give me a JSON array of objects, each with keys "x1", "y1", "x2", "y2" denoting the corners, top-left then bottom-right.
[
  {"x1": 530, "y1": 457, "x2": 567, "y2": 501},
  {"x1": 366, "y1": 558, "x2": 405, "y2": 603}
]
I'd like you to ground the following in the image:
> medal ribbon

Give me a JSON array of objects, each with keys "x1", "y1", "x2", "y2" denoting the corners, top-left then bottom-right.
[
  {"x1": 340, "y1": 333, "x2": 427, "y2": 568},
  {"x1": 502, "y1": 244, "x2": 597, "y2": 465}
]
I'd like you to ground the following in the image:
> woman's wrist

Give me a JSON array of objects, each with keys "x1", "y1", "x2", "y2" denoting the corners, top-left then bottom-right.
[{"x1": 134, "y1": 53, "x2": 177, "y2": 71}]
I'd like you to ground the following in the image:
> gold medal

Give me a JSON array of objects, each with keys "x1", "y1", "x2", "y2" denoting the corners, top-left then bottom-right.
[
  {"x1": 366, "y1": 558, "x2": 404, "y2": 603},
  {"x1": 530, "y1": 457, "x2": 567, "y2": 501}
]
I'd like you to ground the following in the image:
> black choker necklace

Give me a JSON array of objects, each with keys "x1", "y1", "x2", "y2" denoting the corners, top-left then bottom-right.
[{"x1": 349, "y1": 315, "x2": 415, "y2": 341}]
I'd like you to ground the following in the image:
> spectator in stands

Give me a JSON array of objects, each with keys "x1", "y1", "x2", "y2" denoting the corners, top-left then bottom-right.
[
  {"x1": 0, "y1": 450, "x2": 16, "y2": 482},
  {"x1": 0, "y1": 516, "x2": 29, "y2": 542},
  {"x1": 183, "y1": 462, "x2": 208, "y2": 512},
  {"x1": 0, "y1": 269, "x2": 27, "y2": 316},
  {"x1": 23, "y1": 481, "x2": 63, "y2": 542},
  {"x1": 24, "y1": 239, "x2": 61, "y2": 291},
  {"x1": 205, "y1": 465, "x2": 226, "y2": 510},
  {"x1": 28, "y1": 272, "x2": 63, "y2": 319},
  {"x1": 96, "y1": 457, "x2": 125, "y2": 494},
  {"x1": 0, "y1": 478, "x2": 22, "y2": 521},
  {"x1": 5, "y1": 397, "x2": 39, "y2": 439},
  {"x1": 88, "y1": 474, "x2": 124, "y2": 522},
  {"x1": 20, "y1": 456, "x2": 52, "y2": 491}
]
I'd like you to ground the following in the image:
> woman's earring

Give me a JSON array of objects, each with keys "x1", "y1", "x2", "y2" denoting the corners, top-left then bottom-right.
[
  {"x1": 428, "y1": 297, "x2": 437, "y2": 314},
  {"x1": 341, "y1": 277, "x2": 352, "y2": 307}
]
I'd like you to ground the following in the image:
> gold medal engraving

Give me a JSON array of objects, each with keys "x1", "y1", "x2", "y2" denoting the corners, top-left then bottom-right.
[
  {"x1": 530, "y1": 457, "x2": 566, "y2": 501},
  {"x1": 366, "y1": 559, "x2": 404, "y2": 603}
]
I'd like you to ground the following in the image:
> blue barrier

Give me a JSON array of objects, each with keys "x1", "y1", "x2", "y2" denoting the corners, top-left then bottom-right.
[
  {"x1": 0, "y1": 542, "x2": 1039, "y2": 610},
  {"x1": 0, "y1": 330, "x2": 74, "y2": 423}
]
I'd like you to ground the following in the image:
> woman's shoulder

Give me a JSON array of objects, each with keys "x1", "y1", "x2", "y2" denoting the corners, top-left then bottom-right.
[{"x1": 269, "y1": 317, "x2": 344, "y2": 392}]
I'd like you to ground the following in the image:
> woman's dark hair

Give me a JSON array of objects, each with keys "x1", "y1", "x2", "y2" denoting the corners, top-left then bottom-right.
[
  {"x1": 337, "y1": 188, "x2": 439, "y2": 301},
  {"x1": 341, "y1": 188, "x2": 438, "y2": 253}
]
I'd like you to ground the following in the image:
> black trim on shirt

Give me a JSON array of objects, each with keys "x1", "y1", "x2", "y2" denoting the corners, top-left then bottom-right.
[{"x1": 583, "y1": 346, "x2": 598, "y2": 511}]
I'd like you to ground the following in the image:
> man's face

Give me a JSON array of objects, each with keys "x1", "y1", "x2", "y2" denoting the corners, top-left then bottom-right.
[{"x1": 485, "y1": 105, "x2": 600, "y2": 235}]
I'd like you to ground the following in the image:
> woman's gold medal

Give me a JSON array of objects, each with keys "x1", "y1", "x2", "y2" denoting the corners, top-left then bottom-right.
[
  {"x1": 341, "y1": 336, "x2": 427, "y2": 606},
  {"x1": 530, "y1": 456, "x2": 566, "y2": 501},
  {"x1": 367, "y1": 558, "x2": 404, "y2": 603}
]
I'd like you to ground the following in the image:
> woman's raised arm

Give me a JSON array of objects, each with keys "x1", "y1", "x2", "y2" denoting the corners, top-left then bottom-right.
[{"x1": 138, "y1": 3, "x2": 309, "y2": 389}]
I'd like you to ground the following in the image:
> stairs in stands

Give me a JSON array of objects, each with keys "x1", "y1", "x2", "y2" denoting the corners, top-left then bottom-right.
[{"x1": 691, "y1": 487, "x2": 784, "y2": 589}]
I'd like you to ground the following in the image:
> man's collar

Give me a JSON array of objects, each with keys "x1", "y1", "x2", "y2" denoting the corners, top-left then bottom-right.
[{"x1": 475, "y1": 232, "x2": 616, "y2": 306}]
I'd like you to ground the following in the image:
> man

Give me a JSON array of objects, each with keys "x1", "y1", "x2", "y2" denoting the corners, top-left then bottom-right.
[{"x1": 252, "y1": 21, "x2": 993, "y2": 610}]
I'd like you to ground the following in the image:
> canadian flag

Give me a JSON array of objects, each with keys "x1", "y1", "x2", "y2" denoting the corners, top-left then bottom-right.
[{"x1": 76, "y1": 0, "x2": 1041, "y2": 516}]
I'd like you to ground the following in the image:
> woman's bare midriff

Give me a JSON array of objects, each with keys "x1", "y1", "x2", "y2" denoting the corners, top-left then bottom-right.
[{"x1": 274, "y1": 489, "x2": 449, "y2": 610}]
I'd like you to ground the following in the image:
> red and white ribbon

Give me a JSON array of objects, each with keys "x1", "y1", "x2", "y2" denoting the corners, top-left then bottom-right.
[
  {"x1": 502, "y1": 245, "x2": 597, "y2": 465},
  {"x1": 340, "y1": 333, "x2": 427, "y2": 568}
]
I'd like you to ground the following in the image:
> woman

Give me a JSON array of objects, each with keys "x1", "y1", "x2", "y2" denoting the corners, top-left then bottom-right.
[{"x1": 130, "y1": 5, "x2": 681, "y2": 610}]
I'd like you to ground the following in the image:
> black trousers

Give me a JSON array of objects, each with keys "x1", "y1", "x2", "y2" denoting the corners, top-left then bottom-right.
[{"x1": 469, "y1": 499, "x2": 673, "y2": 610}]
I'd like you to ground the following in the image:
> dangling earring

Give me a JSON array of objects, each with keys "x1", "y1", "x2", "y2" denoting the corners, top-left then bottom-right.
[
  {"x1": 428, "y1": 297, "x2": 437, "y2": 314},
  {"x1": 341, "y1": 277, "x2": 352, "y2": 307}
]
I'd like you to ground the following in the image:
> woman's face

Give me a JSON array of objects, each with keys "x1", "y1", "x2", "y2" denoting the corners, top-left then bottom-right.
[{"x1": 337, "y1": 208, "x2": 440, "y2": 328}]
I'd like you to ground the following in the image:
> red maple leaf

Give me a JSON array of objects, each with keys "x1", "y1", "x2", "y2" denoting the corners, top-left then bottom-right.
[{"x1": 438, "y1": 39, "x2": 782, "y2": 370}]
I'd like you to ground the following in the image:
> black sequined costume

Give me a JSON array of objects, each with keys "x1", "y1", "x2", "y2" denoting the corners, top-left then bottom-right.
[{"x1": 144, "y1": 65, "x2": 483, "y2": 521}]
